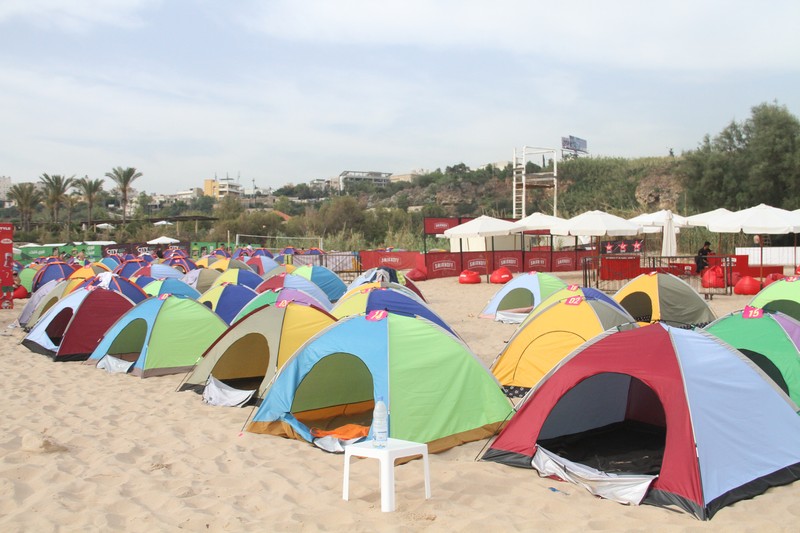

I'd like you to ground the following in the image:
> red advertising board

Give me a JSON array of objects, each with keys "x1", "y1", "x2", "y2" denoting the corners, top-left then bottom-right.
[
  {"x1": 0, "y1": 222, "x2": 14, "y2": 309},
  {"x1": 360, "y1": 251, "x2": 421, "y2": 271}
]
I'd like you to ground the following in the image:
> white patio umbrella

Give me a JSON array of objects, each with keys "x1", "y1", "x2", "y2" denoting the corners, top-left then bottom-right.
[
  {"x1": 551, "y1": 210, "x2": 641, "y2": 237},
  {"x1": 685, "y1": 208, "x2": 733, "y2": 228},
  {"x1": 96, "y1": 223, "x2": 115, "y2": 230},
  {"x1": 629, "y1": 210, "x2": 689, "y2": 233},
  {"x1": 511, "y1": 212, "x2": 567, "y2": 232},
  {"x1": 661, "y1": 211, "x2": 678, "y2": 257},
  {"x1": 147, "y1": 235, "x2": 180, "y2": 245},
  {"x1": 707, "y1": 204, "x2": 800, "y2": 234},
  {"x1": 707, "y1": 204, "x2": 800, "y2": 282},
  {"x1": 154, "y1": 220, "x2": 174, "y2": 226}
]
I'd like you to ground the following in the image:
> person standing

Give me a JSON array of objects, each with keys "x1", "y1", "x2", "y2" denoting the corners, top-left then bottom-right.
[{"x1": 695, "y1": 241, "x2": 712, "y2": 273}]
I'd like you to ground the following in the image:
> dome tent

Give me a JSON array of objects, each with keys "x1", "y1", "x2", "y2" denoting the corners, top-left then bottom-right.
[
  {"x1": 748, "y1": 277, "x2": 800, "y2": 321},
  {"x1": 483, "y1": 324, "x2": 800, "y2": 520},
  {"x1": 180, "y1": 302, "x2": 337, "y2": 406},
  {"x1": 479, "y1": 272, "x2": 567, "y2": 323},
  {"x1": 706, "y1": 310, "x2": 800, "y2": 405},
  {"x1": 22, "y1": 287, "x2": 134, "y2": 361},
  {"x1": 613, "y1": 272, "x2": 715, "y2": 326},
  {"x1": 491, "y1": 295, "x2": 636, "y2": 397},
  {"x1": 248, "y1": 312, "x2": 513, "y2": 453},
  {"x1": 86, "y1": 295, "x2": 227, "y2": 378}
]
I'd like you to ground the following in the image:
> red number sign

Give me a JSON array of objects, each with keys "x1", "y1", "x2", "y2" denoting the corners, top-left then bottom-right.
[{"x1": 742, "y1": 306, "x2": 764, "y2": 319}]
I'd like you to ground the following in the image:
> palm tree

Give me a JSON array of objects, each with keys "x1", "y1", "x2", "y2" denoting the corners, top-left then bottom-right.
[
  {"x1": 73, "y1": 176, "x2": 105, "y2": 226},
  {"x1": 64, "y1": 192, "x2": 82, "y2": 240},
  {"x1": 7, "y1": 183, "x2": 42, "y2": 232},
  {"x1": 39, "y1": 173, "x2": 75, "y2": 224},
  {"x1": 105, "y1": 166, "x2": 142, "y2": 225}
]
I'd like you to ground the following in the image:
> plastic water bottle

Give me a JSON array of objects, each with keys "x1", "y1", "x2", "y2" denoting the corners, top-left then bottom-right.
[{"x1": 372, "y1": 397, "x2": 388, "y2": 448}]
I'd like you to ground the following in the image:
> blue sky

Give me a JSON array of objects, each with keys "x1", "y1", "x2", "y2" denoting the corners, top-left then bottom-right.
[{"x1": 1, "y1": 0, "x2": 798, "y2": 195}]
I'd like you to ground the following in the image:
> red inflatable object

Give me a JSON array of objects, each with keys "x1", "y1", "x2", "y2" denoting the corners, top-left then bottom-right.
[
  {"x1": 734, "y1": 276, "x2": 761, "y2": 295},
  {"x1": 701, "y1": 266, "x2": 725, "y2": 289},
  {"x1": 12, "y1": 285, "x2": 29, "y2": 299},
  {"x1": 763, "y1": 273, "x2": 786, "y2": 286},
  {"x1": 459, "y1": 269, "x2": 481, "y2": 284},
  {"x1": 405, "y1": 268, "x2": 427, "y2": 282},
  {"x1": 489, "y1": 267, "x2": 513, "y2": 284}
]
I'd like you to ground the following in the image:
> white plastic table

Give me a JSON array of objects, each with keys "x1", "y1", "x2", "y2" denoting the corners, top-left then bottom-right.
[{"x1": 343, "y1": 438, "x2": 431, "y2": 512}]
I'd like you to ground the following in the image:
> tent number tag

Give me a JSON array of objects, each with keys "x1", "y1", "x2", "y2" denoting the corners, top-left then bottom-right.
[
  {"x1": 567, "y1": 284, "x2": 579, "y2": 291},
  {"x1": 742, "y1": 306, "x2": 763, "y2": 319},
  {"x1": 786, "y1": 276, "x2": 798, "y2": 282},
  {"x1": 366, "y1": 310, "x2": 388, "y2": 321},
  {"x1": 276, "y1": 299, "x2": 289, "y2": 308},
  {"x1": 564, "y1": 296, "x2": 583, "y2": 306}
]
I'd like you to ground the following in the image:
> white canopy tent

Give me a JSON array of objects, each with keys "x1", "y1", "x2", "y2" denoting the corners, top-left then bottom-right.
[
  {"x1": 443, "y1": 215, "x2": 521, "y2": 279},
  {"x1": 443, "y1": 215, "x2": 520, "y2": 238},
  {"x1": 147, "y1": 236, "x2": 180, "y2": 245}
]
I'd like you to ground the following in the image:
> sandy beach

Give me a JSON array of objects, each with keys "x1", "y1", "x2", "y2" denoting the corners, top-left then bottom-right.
[{"x1": 2, "y1": 271, "x2": 800, "y2": 532}]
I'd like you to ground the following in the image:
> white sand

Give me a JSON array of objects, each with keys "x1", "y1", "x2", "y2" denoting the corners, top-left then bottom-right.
[{"x1": 2, "y1": 272, "x2": 800, "y2": 532}]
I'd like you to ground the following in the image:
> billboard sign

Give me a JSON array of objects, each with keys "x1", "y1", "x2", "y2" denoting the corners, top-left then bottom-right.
[
  {"x1": 1, "y1": 222, "x2": 14, "y2": 309},
  {"x1": 561, "y1": 135, "x2": 588, "y2": 153}
]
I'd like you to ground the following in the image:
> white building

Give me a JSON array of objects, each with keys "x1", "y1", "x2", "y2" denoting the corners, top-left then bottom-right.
[
  {"x1": 337, "y1": 170, "x2": 392, "y2": 191},
  {"x1": 0, "y1": 176, "x2": 11, "y2": 205}
]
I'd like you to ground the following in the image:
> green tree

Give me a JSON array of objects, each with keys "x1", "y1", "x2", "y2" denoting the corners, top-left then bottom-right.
[
  {"x1": 39, "y1": 173, "x2": 75, "y2": 223},
  {"x1": 73, "y1": 176, "x2": 104, "y2": 226},
  {"x1": 214, "y1": 195, "x2": 243, "y2": 221},
  {"x1": 64, "y1": 192, "x2": 81, "y2": 240},
  {"x1": 682, "y1": 102, "x2": 800, "y2": 211},
  {"x1": 105, "y1": 166, "x2": 142, "y2": 224},
  {"x1": 7, "y1": 182, "x2": 42, "y2": 232}
]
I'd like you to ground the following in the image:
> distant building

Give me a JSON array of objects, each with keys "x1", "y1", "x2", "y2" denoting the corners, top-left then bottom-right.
[
  {"x1": 336, "y1": 170, "x2": 392, "y2": 191},
  {"x1": 204, "y1": 176, "x2": 242, "y2": 199},
  {"x1": 390, "y1": 171, "x2": 422, "y2": 184},
  {"x1": 0, "y1": 176, "x2": 11, "y2": 205},
  {"x1": 309, "y1": 178, "x2": 331, "y2": 190}
]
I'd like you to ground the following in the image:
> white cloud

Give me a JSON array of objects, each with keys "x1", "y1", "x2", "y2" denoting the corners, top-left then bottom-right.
[
  {"x1": 240, "y1": 0, "x2": 800, "y2": 71},
  {"x1": 0, "y1": 0, "x2": 157, "y2": 31}
]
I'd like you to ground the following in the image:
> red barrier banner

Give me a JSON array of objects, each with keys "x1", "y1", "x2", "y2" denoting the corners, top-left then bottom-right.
[
  {"x1": 600, "y1": 255, "x2": 641, "y2": 280},
  {"x1": 1, "y1": 222, "x2": 14, "y2": 309},
  {"x1": 494, "y1": 251, "x2": 522, "y2": 272},
  {"x1": 525, "y1": 253, "x2": 551, "y2": 271},
  {"x1": 360, "y1": 251, "x2": 420, "y2": 271},
  {"x1": 424, "y1": 252, "x2": 461, "y2": 279}
]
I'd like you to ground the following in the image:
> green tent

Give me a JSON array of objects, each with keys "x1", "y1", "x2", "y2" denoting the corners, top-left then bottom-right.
[
  {"x1": 248, "y1": 312, "x2": 513, "y2": 453},
  {"x1": 706, "y1": 310, "x2": 800, "y2": 405},
  {"x1": 749, "y1": 278, "x2": 800, "y2": 322},
  {"x1": 86, "y1": 296, "x2": 228, "y2": 377}
]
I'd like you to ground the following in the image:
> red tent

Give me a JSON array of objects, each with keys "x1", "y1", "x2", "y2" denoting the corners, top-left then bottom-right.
[
  {"x1": 56, "y1": 288, "x2": 135, "y2": 361},
  {"x1": 483, "y1": 324, "x2": 800, "y2": 519}
]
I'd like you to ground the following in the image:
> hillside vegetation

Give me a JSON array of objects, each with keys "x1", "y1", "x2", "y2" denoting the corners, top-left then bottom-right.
[{"x1": 5, "y1": 102, "x2": 799, "y2": 252}]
